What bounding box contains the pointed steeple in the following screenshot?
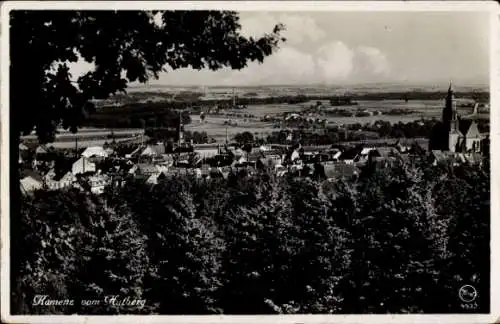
[446,80,455,105]
[443,80,457,126]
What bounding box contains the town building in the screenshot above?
[128,163,162,178]
[81,146,109,159]
[45,170,77,190]
[20,171,44,194]
[88,173,110,195]
[72,156,96,175]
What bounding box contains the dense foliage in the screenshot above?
[13,160,490,314]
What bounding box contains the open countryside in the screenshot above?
[22,92,489,148]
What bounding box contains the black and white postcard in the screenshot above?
[1,1,498,323]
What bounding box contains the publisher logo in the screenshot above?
[459,285,477,303]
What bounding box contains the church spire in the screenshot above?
[446,80,456,106]
[443,80,458,131]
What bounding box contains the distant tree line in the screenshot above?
[83,108,191,129]
[384,108,417,116]
[12,158,490,314]
[183,131,213,144]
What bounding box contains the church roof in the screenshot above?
[465,121,480,138]
[458,119,473,136]
[456,119,481,138]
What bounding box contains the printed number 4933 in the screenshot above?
[461,303,478,310]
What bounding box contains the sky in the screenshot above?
[68,11,490,87]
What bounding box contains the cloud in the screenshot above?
[239,13,326,45]
[221,47,316,85]
[314,43,391,83]
[353,46,390,77]
[316,41,355,81]
[225,41,390,85]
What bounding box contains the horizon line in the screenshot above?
[128,82,490,89]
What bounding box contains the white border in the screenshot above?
[0,1,498,11]
[1,2,499,324]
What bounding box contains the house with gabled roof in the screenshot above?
[140,146,160,157]
[128,163,160,178]
[45,170,77,190]
[35,145,50,155]
[21,176,43,194]
[57,171,77,189]
[20,171,44,194]
[81,146,109,159]
[339,147,362,165]
[72,157,96,175]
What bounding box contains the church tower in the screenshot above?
[443,81,458,130]
[444,82,461,152]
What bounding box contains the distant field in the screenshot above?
[21,128,144,148]
[237,99,476,119]
[21,128,144,141]
[186,117,275,142]
[22,138,136,149]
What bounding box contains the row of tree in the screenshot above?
[183,131,213,144]
[83,109,192,130]
[12,157,489,314]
